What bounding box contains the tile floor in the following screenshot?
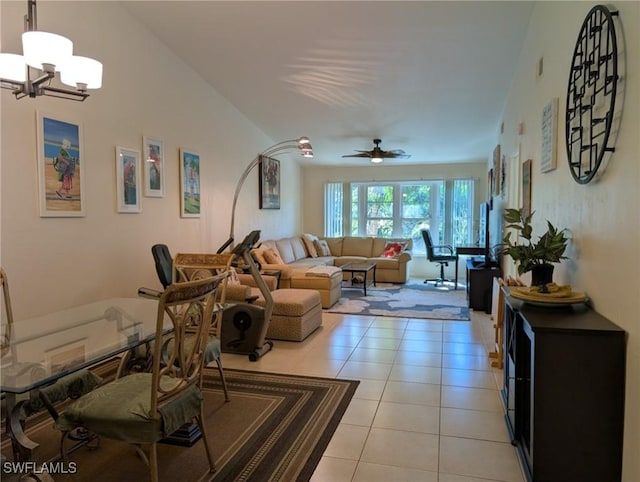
[221,283,525,482]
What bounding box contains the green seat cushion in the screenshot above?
[21,369,102,418]
[164,335,221,366]
[56,373,203,443]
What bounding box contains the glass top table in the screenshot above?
[1,297,165,394]
[1,297,167,462]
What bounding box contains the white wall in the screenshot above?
[0,1,302,319]
[499,2,639,479]
[301,161,488,280]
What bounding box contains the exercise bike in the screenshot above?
[218,230,274,361]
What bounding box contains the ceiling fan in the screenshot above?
[342,138,411,163]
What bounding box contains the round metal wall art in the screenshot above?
[565,5,620,184]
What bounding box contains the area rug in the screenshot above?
[1,368,359,482]
[327,281,470,320]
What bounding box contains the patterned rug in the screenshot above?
[1,368,359,482]
[327,281,470,320]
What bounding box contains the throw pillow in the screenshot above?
[302,233,319,258]
[251,248,268,267]
[313,239,332,257]
[382,241,406,258]
[263,248,285,264]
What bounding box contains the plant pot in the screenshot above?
[531,264,554,287]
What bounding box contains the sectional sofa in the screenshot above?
[250,235,413,307]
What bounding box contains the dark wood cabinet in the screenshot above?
[502,292,626,482]
[465,258,501,313]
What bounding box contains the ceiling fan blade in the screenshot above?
[342,153,373,158]
[342,139,411,160]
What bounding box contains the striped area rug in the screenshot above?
[1,368,359,482]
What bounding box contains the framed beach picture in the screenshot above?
[36,112,85,217]
[259,155,280,209]
[180,148,200,218]
[143,136,164,197]
[115,146,142,213]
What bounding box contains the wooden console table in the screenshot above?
[502,291,625,481]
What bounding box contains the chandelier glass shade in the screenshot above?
[0,0,102,101]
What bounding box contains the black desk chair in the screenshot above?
[421,229,458,289]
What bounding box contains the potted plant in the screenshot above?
[499,208,569,286]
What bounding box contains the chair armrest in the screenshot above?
[398,250,412,262]
[434,244,455,256]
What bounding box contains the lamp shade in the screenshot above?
[60,56,103,89]
[0,54,26,82]
[371,157,383,163]
[22,31,73,71]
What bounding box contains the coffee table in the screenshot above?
[340,262,377,296]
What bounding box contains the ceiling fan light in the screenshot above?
[0,53,26,81]
[371,157,383,164]
[22,31,73,71]
[60,56,103,90]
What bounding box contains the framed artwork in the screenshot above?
[259,155,280,209]
[180,148,200,218]
[541,98,558,173]
[522,159,532,218]
[36,112,85,217]
[143,136,164,197]
[115,146,142,213]
[492,144,501,195]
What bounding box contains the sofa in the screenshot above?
[251,235,413,303]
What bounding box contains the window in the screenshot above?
[324,182,343,237]
[325,179,474,254]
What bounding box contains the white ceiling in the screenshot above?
[121,1,534,167]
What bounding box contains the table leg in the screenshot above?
[363,271,368,296]
[455,257,459,290]
[4,393,39,462]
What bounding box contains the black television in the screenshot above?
[478,199,504,267]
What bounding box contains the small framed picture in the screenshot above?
[36,112,86,217]
[180,148,200,218]
[259,155,280,209]
[143,136,164,197]
[541,98,559,173]
[115,146,142,213]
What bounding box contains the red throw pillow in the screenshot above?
[383,242,404,258]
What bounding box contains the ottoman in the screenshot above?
[258,289,323,342]
[289,268,342,308]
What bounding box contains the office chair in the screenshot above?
[421,229,458,289]
[151,244,173,289]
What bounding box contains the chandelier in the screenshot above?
[0,0,102,101]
